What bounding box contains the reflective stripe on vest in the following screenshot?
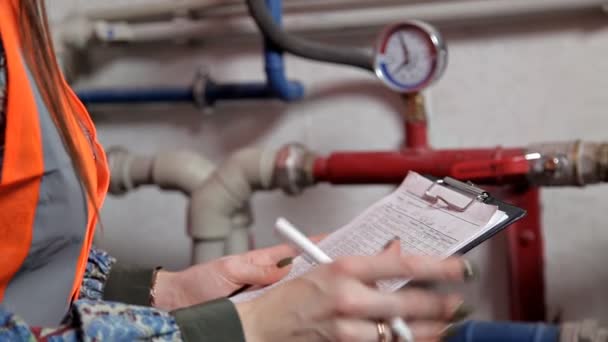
[0,1,109,326]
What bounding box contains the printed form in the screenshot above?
[232,172,508,303]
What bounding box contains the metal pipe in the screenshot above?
[78,0,304,107]
[313,148,527,185]
[80,0,228,21]
[76,81,284,107]
[80,0,606,23]
[246,0,374,71]
[277,0,608,31]
[405,122,429,150]
[77,87,194,105]
[84,0,608,45]
[80,0,437,22]
[313,142,608,187]
[77,79,302,107]
[503,187,546,322]
[525,141,608,186]
[204,81,274,106]
[403,93,429,150]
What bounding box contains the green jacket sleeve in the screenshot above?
[102,264,246,341]
[171,299,246,342]
[102,263,155,306]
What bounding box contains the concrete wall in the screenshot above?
[51,2,608,323]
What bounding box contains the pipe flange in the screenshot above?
[600,143,608,182]
[192,67,208,109]
[525,143,575,186]
[106,146,131,195]
[573,140,584,186]
[274,143,315,195]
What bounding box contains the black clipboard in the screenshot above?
[423,175,527,255]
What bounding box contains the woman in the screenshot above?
[0,1,474,341]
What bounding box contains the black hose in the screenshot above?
[246,0,374,72]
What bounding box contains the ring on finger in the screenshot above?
[376,321,389,342]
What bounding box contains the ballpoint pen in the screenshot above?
[275,217,415,342]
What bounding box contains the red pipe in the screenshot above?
[405,121,429,149]
[503,187,546,321]
[313,95,545,321]
[313,148,529,185]
[314,149,546,321]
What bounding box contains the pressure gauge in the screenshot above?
[374,21,447,93]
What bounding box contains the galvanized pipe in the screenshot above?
[525,141,608,186]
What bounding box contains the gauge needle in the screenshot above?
[399,33,410,64]
[392,61,408,75]
[392,33,410,74]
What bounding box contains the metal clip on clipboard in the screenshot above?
[422,177,490,212]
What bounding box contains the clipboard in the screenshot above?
[422,175,527,255]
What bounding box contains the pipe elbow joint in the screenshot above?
[266,66,304,101]
[188,147,277,241]
[274,79,304,102]
[188,181,238,240]
[152,151,215,194]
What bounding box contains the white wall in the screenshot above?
[52,2,608,324]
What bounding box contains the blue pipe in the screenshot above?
[77,87,194,104]
[76,0,303,106]
[204,81,274,105]
[447,321,559,342]
[205,0,304,105]
[263,0,304,101]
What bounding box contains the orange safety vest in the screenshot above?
[0,0,109,324]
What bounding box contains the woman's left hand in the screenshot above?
[152,239,321,311]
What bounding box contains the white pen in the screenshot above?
[275,217,415,342]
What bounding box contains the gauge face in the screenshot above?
[374,21,447,93]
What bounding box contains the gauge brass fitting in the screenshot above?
[403,92,427,122]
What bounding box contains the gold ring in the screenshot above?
[376,321,389,342]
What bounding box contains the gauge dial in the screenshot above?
[374,21,447,93]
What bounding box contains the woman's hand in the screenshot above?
[236,241,473,342]
[153,239,321,311]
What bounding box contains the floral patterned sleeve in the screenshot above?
[0,248,183,341]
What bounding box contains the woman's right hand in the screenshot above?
[235,240,473,342]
